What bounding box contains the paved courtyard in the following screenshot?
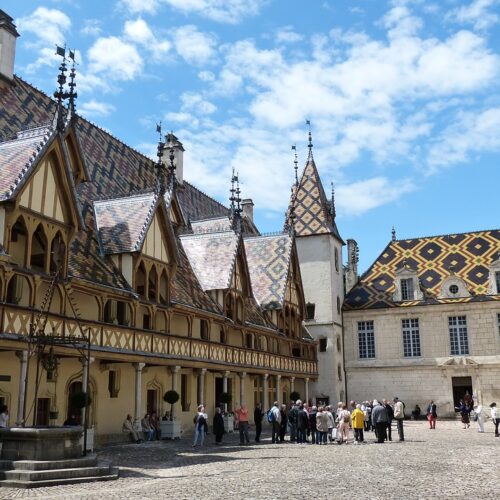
[1,420,499,499]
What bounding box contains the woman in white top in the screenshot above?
[0,404,9,428]
[490,402,499,437]
[474,403,485,433]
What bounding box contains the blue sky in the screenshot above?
[3,0,500,272]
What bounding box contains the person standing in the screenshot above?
[456,400,471,429]
[279,404,288,442]
[474,403,485,433]
[254,403,264,443]
[315,406,329,445]
[193,405,207,447]
[234,404,250,445]
[325,406,335,443]
[338,404,351,444]
[426,400,437,429]
[0,405,9,429]
[213,407,225,445]
[351,404,365,444]
[296,404,308,444]
[490,403,499,437]
[270,401,282,444]
[308,406,317,444]
[393,397,405,441]
[371,400,388,443]
[383,399,394,441]
[287,402,298,443]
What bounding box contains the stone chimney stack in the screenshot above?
[164,132,184,185]
[0,10,19,84]
[346,238,359,293]
[241,199,254,222]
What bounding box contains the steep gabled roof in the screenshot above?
[244,233,293,310]
[344,229,500,310]
[176,181,229,223]
[190,215,260,236]
[287,155,343,242]
[180,231,239,291]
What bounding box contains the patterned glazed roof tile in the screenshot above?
[176,181,229,223]
[287,155,343,241]
[94,192,157,254]
[180,231,239,291]
[244,234,293,310]
[191,217,232,234]
[345,230,500,310]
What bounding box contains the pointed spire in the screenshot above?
[154,122,166,195]
[291,144,298,185]
[306,119,313,160]
[167,130,177,189]
[67,49,77,118]
[229,169,242,232]
[330,181,336,219]
[287,185,296,236]
[392,226,396,242]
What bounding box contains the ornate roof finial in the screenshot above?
[229,167,236,215]
[229,169,242,232]
[167,130,176,188]
[330,181,336,219]
[287,185,297,236]
[154,122,166,195]
[306,119,313,159]
[67,49,77,118]
[291,144,298,185]
[53,45,70,132]
[392,226,396,242]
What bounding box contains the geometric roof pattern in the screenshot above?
[190,215,260,237]
[244,234,293,310]
[94,192,157,254]
[287,154,343,242]
[344,230,500,310]
[179,231,239,291]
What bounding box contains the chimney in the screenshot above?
[164,132,184,185]
[0,10,19,84]
[346,238,359,293]
[241,198,254,222]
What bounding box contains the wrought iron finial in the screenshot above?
[53,45,70,132]
[392,226,396,242]
[67,49,77,117]
[229,169,242,232]
[154,122,166,195]
[229,167,236,215]
[287,185,297,236]
[306,119,313,159]
[167,130,176,188]
[330,181,336,219]
[291,144,298,185]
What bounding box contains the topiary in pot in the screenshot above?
[70,391,92,410]
[163,390,180,420]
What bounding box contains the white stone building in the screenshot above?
[343,230,500,416]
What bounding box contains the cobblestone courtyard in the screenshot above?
[1,420,499,499]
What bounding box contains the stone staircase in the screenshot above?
[0,454,119,488]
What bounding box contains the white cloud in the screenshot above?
[173,25,216,65]
[181,92,217,114]
[275,26,303,44]
[165,111,198,126]
[447,0,500,30]
[198,71,215,82]
[81,19,102,37]
[336,177,416,216]
[123,18,171,60]
[17,7,71,45]
[79,100,116,117]
[88,36,143,80]
[121,0,266,23]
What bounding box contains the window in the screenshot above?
[181,374,189,412]
[449,316,469,355]
[30,224,48,272]
[319,338,327,352]
[305,303,315,320]
[108,371,119,398]
[104,300,131,326]
[245,333,253,349]
[358,321,375,359]
[334,247,339,272]
[402,318,421,357]
[336,336,342,352]
[337,364,342,381]
[496,271,500,294]
[200,320,209,340]
[449,284,459,295]
[219,327,226,344]
[337,296,341,315]
[292,346,301,357]
[400,278,414,301]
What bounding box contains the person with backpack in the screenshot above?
[193,404,207,447]
[269,401,282,444]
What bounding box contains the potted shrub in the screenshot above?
[161,390,181,439]
[220,392,234,433]
[290,391,301,402]
[70,391,92,410]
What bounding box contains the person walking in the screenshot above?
[296,404,308,444]
[254,403,264,443]
[371,400,388,443]
[351,404,365,444]
[456,400,471,429]
[474,402,485,433]
[234,404,250,445]
[490,403,499,437]
[393,397,405,441]
[270,401,282,444]
[338,404,351,444]
[426,400,437,429]
[193,405,207,447]
[213,407,225,445]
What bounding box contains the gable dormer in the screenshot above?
[488,256,500,295]
[392,264,423,302]
[439,274,471,299]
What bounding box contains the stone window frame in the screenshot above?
[401,318,421,357]
[448,315,469,356]
[357,320,375,359]
[438,275,470,299]
[392,267,423,302]
[488,258,500,294]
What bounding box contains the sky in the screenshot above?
[3,0,500,273]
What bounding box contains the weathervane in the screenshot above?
[392,226,396,242]
[291,144,298,185]
[306,119,313,158]
[67,49,77,117]
[53,45,70,132]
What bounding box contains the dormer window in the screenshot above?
[439,276,470,299]
[496,271,500,294]
[400,278,414,301]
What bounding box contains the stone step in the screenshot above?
[0,468,119,489]
[0,454,98,471]
[0,464,113,482]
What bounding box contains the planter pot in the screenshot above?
[160,420,181,439]
[223,415,234,433]
[79,427,94,452]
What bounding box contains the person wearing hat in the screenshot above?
[393,397,405,441]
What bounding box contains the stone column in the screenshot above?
[239,372,246,405]
[133,363,146,430]
[222,370,230,412]
[81,356,95,427]
[170,366,180,419]
[305,378,310,405]
[290,376,295,394]
[15,350,28,425]
[275,375,281,403]
[199,368,207,406]
[263,374,269,409]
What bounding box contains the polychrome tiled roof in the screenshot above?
[344,230,500,310]
[190,215,260,236]
[244,234,293,310]
[287,154,342,241]
[180,231,239,291]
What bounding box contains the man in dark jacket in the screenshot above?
[287,402,298,443]
[308,406,317,444]
[254,403,264,443]
[383,399,394,441]
[296,404,308,443]
[371,400,388,443]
